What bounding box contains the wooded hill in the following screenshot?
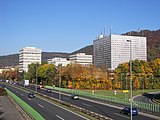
[0,52,69,67]
[0,29,160,67]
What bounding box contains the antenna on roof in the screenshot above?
[137,28,140,36]
[142,30,144,36]
[104,28,105,35]
[110,26,112,36]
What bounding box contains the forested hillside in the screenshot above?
[0,54,19,67]
[0,52,69,67]
[0,29,160,67]
[70,45,93,55]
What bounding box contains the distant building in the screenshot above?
[19,47,42,72]
[69,53,92,66]
[47,57,70,66]
[93,34,147,70]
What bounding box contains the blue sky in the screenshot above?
[0,0,160,55]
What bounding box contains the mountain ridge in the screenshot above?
[0,29,160,67]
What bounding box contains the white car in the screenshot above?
[71,94,79,100]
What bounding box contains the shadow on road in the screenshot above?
[142,92,160,100]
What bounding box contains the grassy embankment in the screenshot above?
[81,89,160,100]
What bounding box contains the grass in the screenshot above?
[81,89,160,101]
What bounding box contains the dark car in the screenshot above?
[71,94,79,100]
[46,89,51,93]
[120,107,138,116]
[28,93,35,98]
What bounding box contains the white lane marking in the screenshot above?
[38,104,44,108]
[37,97,90,120]
[28,98,31,101]
[114,113,130,119]
[56,115,64,120]
[63,97,69,100]
[82,103,91,107]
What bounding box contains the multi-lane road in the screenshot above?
[2,84,90,120]
[1,82,159,120]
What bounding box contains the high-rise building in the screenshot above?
[19,47,42,72]
[69,53,92,66]
[93,34,147,70]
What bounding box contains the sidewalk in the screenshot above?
[0,96,23,120]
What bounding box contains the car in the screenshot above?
[120,107,138,116]
[46,89,51,93]
[28,93,35,98]
[71,94,79,100]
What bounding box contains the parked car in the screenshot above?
[28,93,35,98]
[71,94,79,100]
[120,107,138,116]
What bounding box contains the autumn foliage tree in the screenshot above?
[115,59,160,90]
[60,64,112,90]
[21,58,160,90]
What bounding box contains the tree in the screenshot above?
[25,63,40,83]
[151,58,160,77]
[37,64,56,85]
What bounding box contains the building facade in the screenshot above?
[69,53,92,66]
[19,47,42,72]
[48,57,70,67]
[93,34,147,70]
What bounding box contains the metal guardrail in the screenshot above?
[45,86,160,115]
[5,88,45,120]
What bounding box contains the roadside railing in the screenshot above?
[45,86,160,115]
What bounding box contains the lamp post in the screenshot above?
[56,66,61,101]
[127,40,132,120]
[36,66,37,92]
[59,68,61,101]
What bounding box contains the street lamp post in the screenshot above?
[36,66,37,92]
[56,66,62,101]
[127,40,132,120]
[59,70,61,101]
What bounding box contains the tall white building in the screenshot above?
[93,34,147,70]
[19,47,42,72]
[48,57,70,67]
[69,53,92,66]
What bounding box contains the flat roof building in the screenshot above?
[69,53,92,66]
[93,34,147,70]
[48,57,70,67]
[19,47,42,72]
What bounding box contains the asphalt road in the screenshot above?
[3,84,89,120]
[26,85,157,120]
[134,92,160,104]
[134,95,152,103]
